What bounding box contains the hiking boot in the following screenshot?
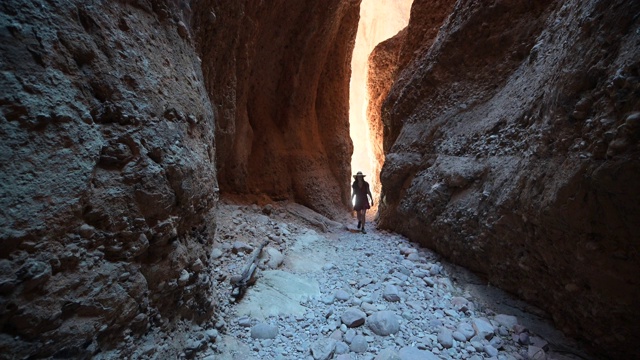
[362,229,367,234]
[357,221,361,229]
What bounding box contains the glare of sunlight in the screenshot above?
[349,0,412,206]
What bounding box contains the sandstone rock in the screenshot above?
[374,1,640,358]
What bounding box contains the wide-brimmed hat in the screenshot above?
[353,171,366,179]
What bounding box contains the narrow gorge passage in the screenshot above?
[1,0,638,359]
[104,199,587,360]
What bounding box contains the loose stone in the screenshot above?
[341,308,366,328]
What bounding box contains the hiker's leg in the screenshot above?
[361,210,367,233]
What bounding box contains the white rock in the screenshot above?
[367,311,400,336]
[472,318,495,340]
[375,348,401,360]
[178,269,190,285]
[383,284,401,302]
[335,289,351,301]
[335,341,350,354]
[398,346,439,360]
[210,248,224,259]
[528,345,546,360]
[494,314,518,330]
[484,344,499,357]
[250,323,278,339]
[310,338,337,360]
[457,323,475,340]
[264,247,285,269]
[452,330,467,342]
[437,328,454,348]
[341,308,366,328]
[350,334,368,353]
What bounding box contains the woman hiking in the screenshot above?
[351,171,373,234]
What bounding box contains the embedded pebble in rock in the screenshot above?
[250,323,278,339]
[201,203,585,360]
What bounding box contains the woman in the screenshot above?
[351,171,373,234]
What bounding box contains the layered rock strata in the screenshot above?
[376,0,640,358]
[192,0,359,218]
[1,0,217,357]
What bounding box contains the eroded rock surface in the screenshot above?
[376,0,640,358]
[192,0,359,218]
[0,1,217,357]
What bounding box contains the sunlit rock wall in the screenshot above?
[0,0,217,357]
[193,0,360,218]
[377,0,640,357]
[350,0,412,201]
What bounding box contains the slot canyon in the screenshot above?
[0,0,638,359]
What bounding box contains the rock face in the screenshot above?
[375,0,640,358]
[192,0,359,217]
[367,29,406,200]
[0,0,217,357]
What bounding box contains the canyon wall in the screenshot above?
[376,0,640,358]
[193,0,359,218]
[0,0,218,357]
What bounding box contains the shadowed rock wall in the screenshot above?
[376,0,640,358]
[0,0,217,357]
[192,0,359,218]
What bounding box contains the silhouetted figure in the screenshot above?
[351,171,373,234]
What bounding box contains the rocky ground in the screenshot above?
[99,198,592,360]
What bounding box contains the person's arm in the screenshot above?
[367,186,373,205]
